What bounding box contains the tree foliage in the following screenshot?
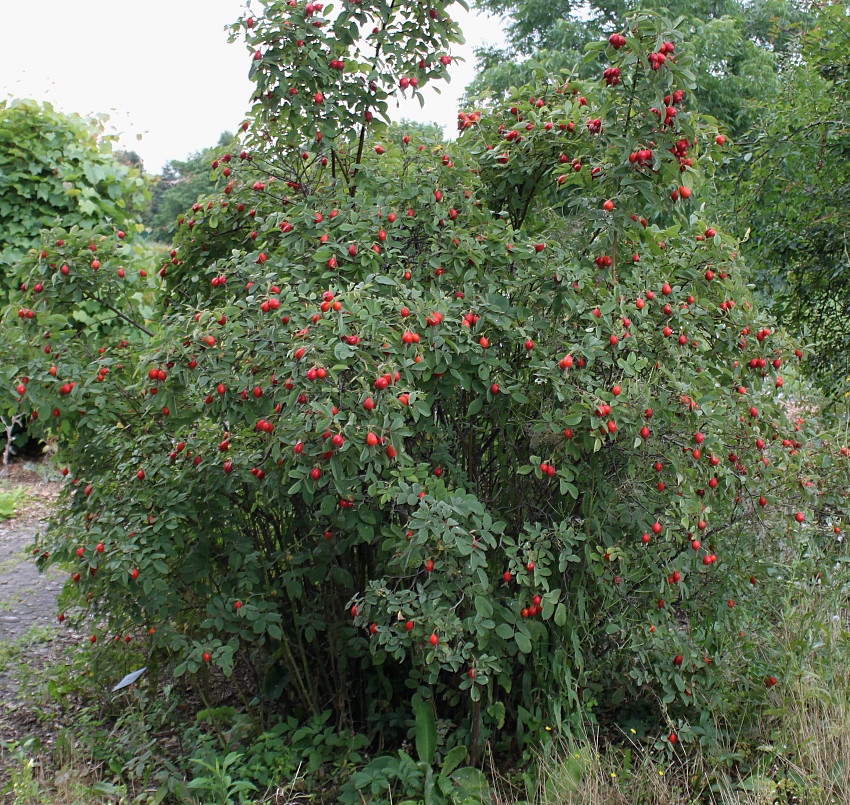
[3,2,849,764]
[0,100,147,266]
[467,0,806,136]
[143,133,234,241]
[469,0,850,392]
[720,2,850,391]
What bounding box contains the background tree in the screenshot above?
[0,100,148,268]
[115,149,145,171]
[143,132,234,241]
[467,0,807,136]
[718,1,850,391]
[388,118,445,140]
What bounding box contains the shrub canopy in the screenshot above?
[4,2,848,758]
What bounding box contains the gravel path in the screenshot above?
[0,521,64,644]
[0,464,67,755]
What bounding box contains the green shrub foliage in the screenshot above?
[0,99,147,263]
[4,3,848,753]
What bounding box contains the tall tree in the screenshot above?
[720,1,850,391]
[143,132,234,241]
[467,0,807,136]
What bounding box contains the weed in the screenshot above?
[0,485,27,520]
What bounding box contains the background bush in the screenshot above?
[0,99,147,268]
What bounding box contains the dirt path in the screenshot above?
[0,520,63,644]
[0,463,67,752]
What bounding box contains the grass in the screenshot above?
[770,601,850,803]
[0,625,54,675]
[510,594,850,805]
[0,485,27,521]
[507,736,784,805]
[2,736,129,805]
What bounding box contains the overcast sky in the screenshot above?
[0,0,507,174]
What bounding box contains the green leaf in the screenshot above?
[439,745,468,778]
[495,623,514,640]
[449,767,488,796]
[554,603,567,627]
[414,696,437,765]
[474,595,493,618]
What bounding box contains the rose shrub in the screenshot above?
[4,2,849,760]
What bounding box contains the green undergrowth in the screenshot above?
[0,484,27,521]
[1,577,847,805]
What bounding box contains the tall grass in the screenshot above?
[771,594,850,804]
[511,591,850,805]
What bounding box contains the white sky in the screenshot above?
[0,0,506,174]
